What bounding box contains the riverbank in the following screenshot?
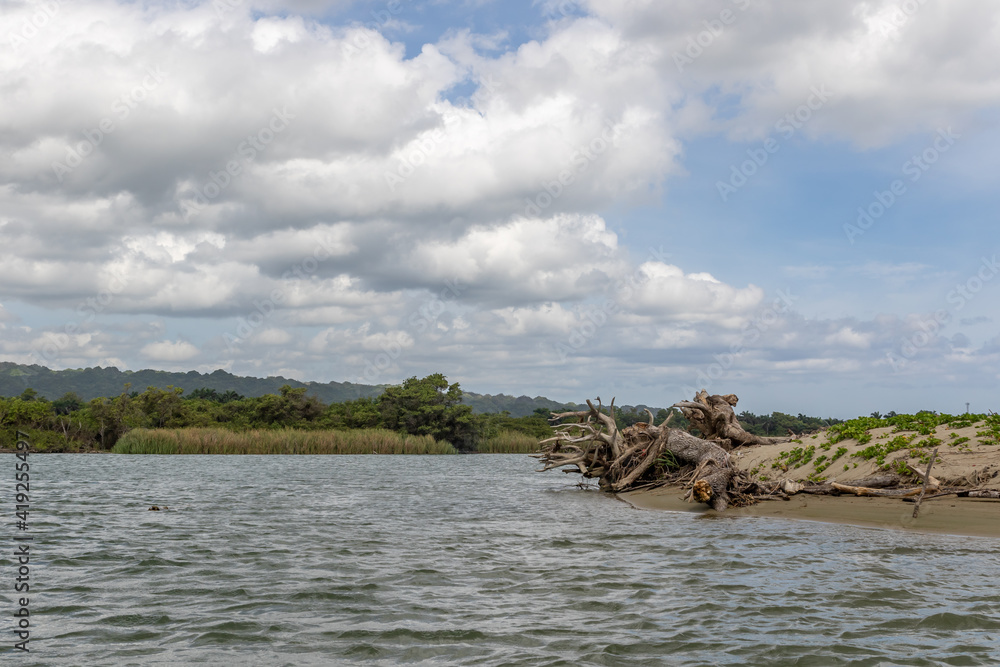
[621,485,1000,538]
[623,415,1000,537]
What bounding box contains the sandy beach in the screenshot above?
[623,417,1000,538]
[622,486,1000,538]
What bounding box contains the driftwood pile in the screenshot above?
[535,391,1000,513]
[534,391,794,511]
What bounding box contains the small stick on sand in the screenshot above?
[911,448,939,519]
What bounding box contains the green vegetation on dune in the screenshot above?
[771,410,997,478]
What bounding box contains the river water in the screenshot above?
[3,454,1000,665]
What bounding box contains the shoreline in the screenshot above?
[621,485,1000,538]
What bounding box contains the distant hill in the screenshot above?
[0,362,588,417]
[459,392,586,416]
[0,362,379,404]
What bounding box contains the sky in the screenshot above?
[1,0,998,418]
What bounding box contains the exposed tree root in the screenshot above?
[672,390,795,448]
[535,391,996,514]
[536,393,771,511]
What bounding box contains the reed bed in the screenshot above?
[476,430,542,454]
[112,428,457,455]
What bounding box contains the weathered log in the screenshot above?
[911,447,940,518]
[848,473,903,489]
[901,488,967,502]
[830,482,935,497]
[666,429,734,511]
[908,465,941,489]
[957,489,1000,499]
[799,483,836,495]
[781,480,804,495]
[673,390,792,447]
[539,397,736,510]
[611,439,665,492]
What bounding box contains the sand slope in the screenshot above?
[733,420,1000,489]
[623,418,1000,537]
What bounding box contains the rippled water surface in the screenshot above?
[4,454,1000,665]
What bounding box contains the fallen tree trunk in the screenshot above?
[536,398,738,510]
[831,482,937,497]
[958,489,1000,499]
[673,390,794,448]
[663,429,733,511]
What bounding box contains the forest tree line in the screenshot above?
[2,371,842,452]
[1,374,551,452]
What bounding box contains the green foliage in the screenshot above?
[827,417,884,444]
[11,372,991,457]
[19,388,40,401]
[0,362,380,405]
[188,388,245,403]
[884,411,950,435]
[772,445,816,471]
[737,411,840,437]
[655,449,681,470]
[325,397,382,430]
[52,392,84,415]
[457,410,553,452]
[890,459,915,477]
[948,435,971,452]
[813,447,849,475]
[377,374,475,449]
[976,414,1000,445]
[475,430,541,453]
[854,433,917,467]
[0,373,555,453]
[240,385,325,429]
[946,413,986,430]
[0,362,593,417]
[85,385,146,447]
[0,396,52,428]
[113,428,455,454]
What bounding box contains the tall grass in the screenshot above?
[476,429,541,453]
[112,428,457,455]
